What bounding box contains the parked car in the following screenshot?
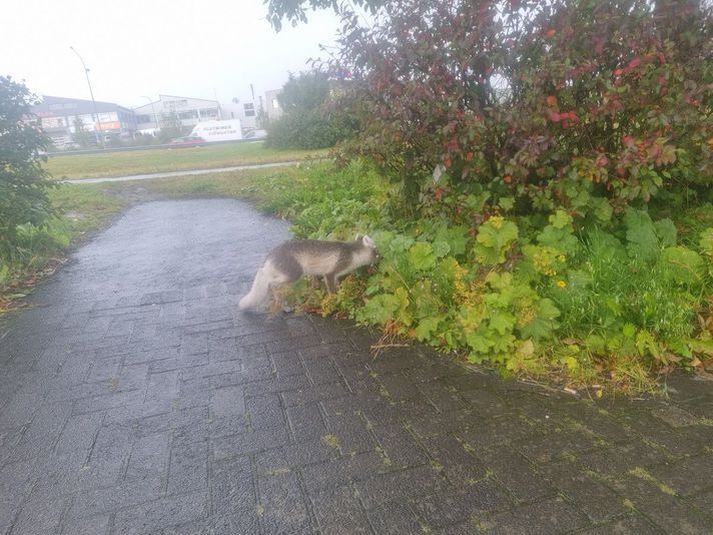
[244,129,268,141]
[169,136,206,147]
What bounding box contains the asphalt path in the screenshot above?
[0,199,711,534]
[61,160,299,184]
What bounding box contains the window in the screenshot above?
[243,103,255,117]
[136,114,152,123]
[272,98,279,109]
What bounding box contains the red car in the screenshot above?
[169,136,206,147]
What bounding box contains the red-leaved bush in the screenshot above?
[328,0,712,217]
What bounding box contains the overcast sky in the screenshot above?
[0,0,341,109]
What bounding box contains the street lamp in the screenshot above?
[141,95,160,133]
[69,46,104,148]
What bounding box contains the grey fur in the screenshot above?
[239,236,378,310]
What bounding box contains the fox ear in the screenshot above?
[354,233,363,241]
[362,235,376,248]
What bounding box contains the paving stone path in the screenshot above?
[0,199,712,535]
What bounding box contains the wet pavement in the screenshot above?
[0,198,712,535]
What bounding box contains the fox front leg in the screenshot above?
[324,273,337,293]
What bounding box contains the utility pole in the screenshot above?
[70,46,104,148]
[141,96,160,133]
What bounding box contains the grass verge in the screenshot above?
[0,183,126,313]
[44,142,329,180]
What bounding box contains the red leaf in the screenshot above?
[566,112,580,123]
[628,58,641,69]
[546,95,557,107]
[594,37,606,55]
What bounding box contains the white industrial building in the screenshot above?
[133,94,221,134]
[264,89,284,122]
[133,92,275,135]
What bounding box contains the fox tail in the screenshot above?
[238,261,285,310]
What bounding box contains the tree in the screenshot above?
[72,115,92,148]
[158,111,184,143]
[0,76,53,256]
[278,71,331,112]
[266,71,358,149]
[265,0,383,30]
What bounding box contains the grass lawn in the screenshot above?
[43,141,330,180]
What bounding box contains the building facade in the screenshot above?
[133,95,221,134]
[33,95,136,148]
[264,89,283,122]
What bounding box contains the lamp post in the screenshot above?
[141,96,160,133]
[69,46,104,148]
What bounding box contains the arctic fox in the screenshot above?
[238,235,378,310]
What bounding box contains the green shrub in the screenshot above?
[320,0,712,214]
[0,76,54,258]
[266,108,351,150]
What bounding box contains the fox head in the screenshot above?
[356,234,379,265]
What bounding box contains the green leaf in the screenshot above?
[358,292,403,325]
[699,228,713,258]
[636,330,661,360]
[658,246,704,285]
[624,208,659,262]
[434,225,469,257]
[654,219,677,247]
[498,196,515,211]
[590,197,613,223]
[549,210,573,229]
[490,311,516,335]
[389,234,415,255]
[408,242,437,271]
[622,323,636,338]
[466,331,493,353]
[537,211,579,255]
[475,218,518,265]
[431,240,450,258]
[414,316,441,342]
[517,298,560,340]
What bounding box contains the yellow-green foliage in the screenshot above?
[249,162,713,390]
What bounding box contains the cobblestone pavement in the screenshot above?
[1,199,712,535]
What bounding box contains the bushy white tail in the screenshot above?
[238,262,286,310]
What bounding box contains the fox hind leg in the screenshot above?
[239,261,289,310]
